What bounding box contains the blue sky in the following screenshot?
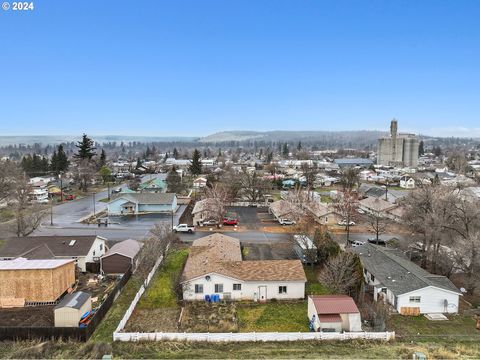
[1,0,479,137]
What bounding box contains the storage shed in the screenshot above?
[307,295,362,332]
[100,239,143,274]
[54,291,92,327]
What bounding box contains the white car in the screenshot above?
[356,209,365,214]
[201,219,218,226]
[173,224,195,233]
[351,240,365,247]
[279,219,296,225]
[337,220,356,226]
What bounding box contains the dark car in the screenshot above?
[367,238,387,246]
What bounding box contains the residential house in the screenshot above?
[0,235,106,272]
[0,258,75,303]
[107,193,177,215]
[138,178,167,193]
[358,197,397,217]
[334,158,373,169]
[100,239,143,274]
[352,243,461,314]
[269,200,300,222]
[399,176,415,189]
[182,234,306,301]
[193,177,208,189]
[192,199,218,226]
[307,295,362,332]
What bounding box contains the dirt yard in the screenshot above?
[124,308,181,332]
[0,305,54,326]
[180,302,238,332]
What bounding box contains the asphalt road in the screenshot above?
[177,230,291,244]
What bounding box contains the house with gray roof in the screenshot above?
[352,243,461,315]
[107,193,177,215]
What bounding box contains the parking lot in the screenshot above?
[242,242,296,261]
[225,206,279,230]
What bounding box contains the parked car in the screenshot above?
[351,240,366,247]
[223,218,239,226]
[201,219,218,227]
[356,209,365,214]
[111,188,122,194]
[279,218,296,225]
[368,238,387,246]
[337,220,356,226]
[65,194,75,201]
[173,224,195,233]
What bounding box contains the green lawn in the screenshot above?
[137,249,189,309]
[388,313,480,341]
[304,266,331,295]
[237,301,308,332]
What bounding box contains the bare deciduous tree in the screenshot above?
[239,169,270,203]
[73,159,97,192]
[202,183,232,225]
[136,223,178,285]
[333,189,359,245]
[366,210,387,244]
[12,176,48,237]
[319,251,363,300]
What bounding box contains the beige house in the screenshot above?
[54,291,92,327]
[0,258,75,304]
[182,234,306,301]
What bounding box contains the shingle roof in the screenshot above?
[182,233,306,283]
[0,236,102,258]
[110,193,175,205]
[310,295,360,314]
[55,291,91,310]
[359,197,397,213]
[352,243,461,295]
[269,200,300,218]
[102,239,142,260]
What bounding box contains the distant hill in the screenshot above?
[200,130,388,144]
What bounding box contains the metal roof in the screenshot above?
[55,291,91,310]
[309,295,360,314]
[0,257,74,270]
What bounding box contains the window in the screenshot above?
[195,284,203,294]
[100,244,103,251]
[409,296,421,303]
[370,274,375,282]
[233,283,242,291]
[364,268,367,275]
[279,286,287,294]
[214,284,224,293]
[93,250,95,256]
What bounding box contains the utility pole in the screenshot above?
[171,209,174,231]
[93,192,96,218]
[60,173,63,202]
[50,197,53,226]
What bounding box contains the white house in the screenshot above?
[399,176,415,189]
[182,234,306,301]
[307,295,362,332]
[107,193,177,215]
[193,177,208,189]
[0,235,106,273]
[352,244,461,315]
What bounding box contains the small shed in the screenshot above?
[308,295,362,332]
[54,291,92,327]
[100,239,143,274]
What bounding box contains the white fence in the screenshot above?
[114,253,165,333]
[113,331,395,342]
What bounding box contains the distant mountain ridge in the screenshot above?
[199,130,388,143]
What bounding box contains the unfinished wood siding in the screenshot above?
[0,262,75,302]
[101,254,132,274]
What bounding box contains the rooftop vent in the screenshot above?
[69,240,76,246]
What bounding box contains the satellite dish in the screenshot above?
[460,287,467,293]
[205,275,211,281]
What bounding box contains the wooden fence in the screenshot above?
[0,268,132,341]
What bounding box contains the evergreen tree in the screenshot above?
[282,143,289,157]
[136,157,142,169]
[56,144,69,173]
[297,141,302,151]
[418,140,425,156]
[166,166,185,193]
[173,148,179,159]
[99,149,107,167]
[189,149,202,175]
[74,134,96,160]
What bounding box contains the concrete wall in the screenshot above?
[183,273,305,301]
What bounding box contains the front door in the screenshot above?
[258,286,267,302]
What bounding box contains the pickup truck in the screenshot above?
[173,224,195,233]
